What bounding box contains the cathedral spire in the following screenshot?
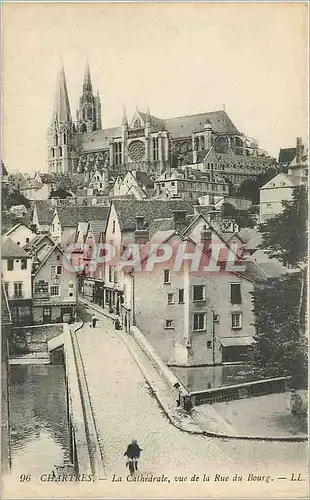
[122,106,128,127]
[52,63,72,124]
[83,60,93,92]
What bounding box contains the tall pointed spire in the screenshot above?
[122,106,128,127]
[83,60,92,92]
[53,63,72,124]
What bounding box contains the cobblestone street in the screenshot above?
[76,305,308,485]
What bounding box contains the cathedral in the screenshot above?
[47,63,268,180]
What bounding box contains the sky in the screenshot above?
[2,2,308,174]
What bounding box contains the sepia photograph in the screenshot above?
[1,2,308,498]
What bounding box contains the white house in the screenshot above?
[4,223,37,248]
[259,172,304,222]
[110,171,154,200]
[2,238,33,325]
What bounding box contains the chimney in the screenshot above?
[135,216,149,245]
[296,137,303,165]
[172,210,187,232]
[201,224,212,249]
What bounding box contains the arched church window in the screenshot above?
[63,133,67,145]
[87,107,92,120]
[195,136,199,151]
[50,148,55,158]
[59,146,62,157]
[55,135,58,147]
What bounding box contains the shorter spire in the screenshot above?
[122,106,128,127]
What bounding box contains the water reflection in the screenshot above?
[9,364,70,475]
[171,364,257,392]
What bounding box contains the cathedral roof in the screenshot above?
[163,110,240,138]
[80,128,122,152]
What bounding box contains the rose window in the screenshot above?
[128,140,145,161]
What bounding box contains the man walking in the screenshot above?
[124,439,142,475]
[91,314,98,328]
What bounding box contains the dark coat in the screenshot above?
[124,443,142,459]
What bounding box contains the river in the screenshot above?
[9,364,71,476]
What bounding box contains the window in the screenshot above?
[4,282,9,297]
[26,238,30,243]
[230,283,242,304]
[50,286,60,296]
[56,265,62,275]
[171,181,175,187]
[113,142,122,166]
[112,220,116,233]
[231,312,242,329]
[193,285,205,301]
[13,282,23,298]
[57,255,61,261]
[207,340,212,349]
[34,280,49,293]
[153,137,159,161]
[7,259,14,271]
[167,293,175,305]
[178,289,184,304]
[193,313,206,331]
[51,265,56,278]
[68,282,74,289]
[21,258,27,270]
[114,270,118,283]
[165,319,174,329]
[163,269,170,284]
[17,241,20,246]
[19,306,30,318]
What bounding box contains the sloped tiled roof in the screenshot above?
[2,237,31,259]
[112,199,196,231]
[79,128,122,152]
[163,110,240,138]
[56,206,109,227]
[34,201,55,225]
[135,171,154,189]
[278,147,296,164]
[238,227,262,250]
[87,219,108,242]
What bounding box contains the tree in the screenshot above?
[258,185,307,268]
[247,273,308,388]
[221,203,256,228]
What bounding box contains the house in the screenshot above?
[2,238,33,325]
[19,173,56,201]
[32,244,77,324]
[88,167,109,194]
[50,205,109,245]
[128,228,258,366]
[154,167,229,201]
[259,172,305,222]
[103,199,196,313]
[110,171,154,200]
[83,219,108,280]
[32,201,55,233]
[4,223,37,248]
[9,205,28,218]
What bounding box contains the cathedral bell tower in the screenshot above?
[47,63,73,175]
[77,61,102,133]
